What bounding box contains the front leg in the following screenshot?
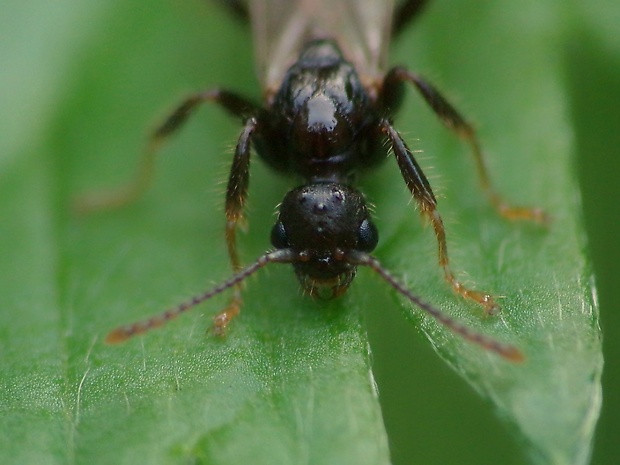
[212,117,258,334]
[380,119,499,315]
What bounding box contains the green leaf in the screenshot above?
[367,2,604,464]
[566,2,620,465]
[0,1,603,465]
[1,2,389,464]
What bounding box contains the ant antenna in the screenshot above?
[106,247,523,363]
[346,251,525,362]
[105,249,295,344]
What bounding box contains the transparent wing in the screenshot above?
[249,0,395,92]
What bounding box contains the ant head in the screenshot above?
[271,182,378,297]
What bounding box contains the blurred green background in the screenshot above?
[1,0,617,464]
[562,12,619,465]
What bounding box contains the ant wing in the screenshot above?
[249,0,394,94]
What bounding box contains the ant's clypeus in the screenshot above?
[77,0,547,362]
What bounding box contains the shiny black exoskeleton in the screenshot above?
[272,182,378,298]
[257,40,382,296]
[102,0,543,361]
[256,41,380,181]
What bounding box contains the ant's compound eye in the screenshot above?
[270,221,289,249]
[357,219,378,252]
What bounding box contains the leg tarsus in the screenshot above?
[212,289,242,336]
[425,205,499,315]
[73,144,157,214]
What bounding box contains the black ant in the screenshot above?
[77,0,546,362]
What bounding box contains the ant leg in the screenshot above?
[74,89,260,214]
[381,67,548,224]
[212,117,258,335]
[380,119,499,314]
[392,0,430,38]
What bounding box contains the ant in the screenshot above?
[77,0,546,362]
